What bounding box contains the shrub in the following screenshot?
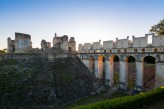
[72,87,164,109]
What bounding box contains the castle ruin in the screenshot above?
[7,32,76,53]
[4,32,164,91]
[51,33,76,52]
[7,32,32,53]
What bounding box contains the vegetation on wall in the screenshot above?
[0,58,44,103]
[0,57,97,108]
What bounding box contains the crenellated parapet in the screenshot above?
[78,33,164,53]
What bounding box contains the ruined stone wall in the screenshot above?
[78,44,83,50]
[41,40,48,50]
[52,35,68,51]
[103,40,113,49]
[62,35,68,51]
[47,42,51,48]
[152,35,164,46]
[53,37,62,47]
[7,33,32,53]
[84,43,92,50]
[93,41,101,49]
[116,37,129,48]
[15,33,31,49]
[133,36,148,47]
[78,34,164,51]
[68,37,76,52]
[7,37,15,53]
[68,43,76,52]
[117,39,129,48]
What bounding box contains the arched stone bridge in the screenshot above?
[78,52,164,91]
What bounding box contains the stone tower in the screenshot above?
[68,37,76,52]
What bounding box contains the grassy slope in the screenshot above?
[56,90,128,109]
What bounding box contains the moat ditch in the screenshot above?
[0,57,99,108]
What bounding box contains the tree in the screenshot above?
[149,19,164,36]
[0,49,7,53]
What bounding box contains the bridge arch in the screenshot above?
[110,55,120,86]
[88,55,95,73]
[144,56,156,64]
[126,56,136,63]
[143,56,156,90]
[79,52,164,90]
[111,55,120,62]
[97,55,105,83]
[126,56,136,90]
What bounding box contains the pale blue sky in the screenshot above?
[0,0,163,50]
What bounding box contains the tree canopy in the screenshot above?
[0,49,7,53]
[149,19,164,36]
